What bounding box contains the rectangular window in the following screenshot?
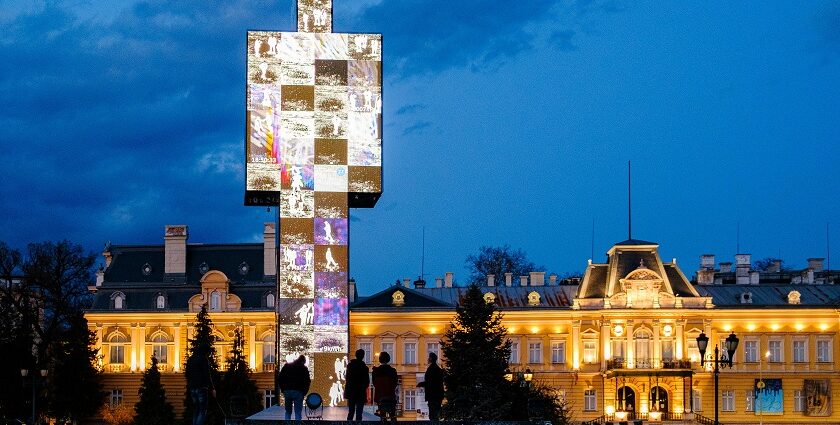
[744,340,758,363]
[794,389,805,412]
[693,389,702,412]
[611,339,625,360]
[263,342,276,366]
[550,341,566,364]
[686,339,699,362]
[110,389,123,407]
[404,342,417,365]
[359,342,372,364]
[264,389,276,408]
[583,341,597,364]
[528,342,542,364]
[427,342,440,359]
[745,390,754,412]
[661,340,674,362]
[817,339,832,363]
[109,345,124,364]
[381,342,395,363]
[792,340,807,363]
[153,344,168,364]
[584,390,597,411]
[509,341,520,364]
[404,389,417,411]
[768,340,782,363]
[722,390,734,412]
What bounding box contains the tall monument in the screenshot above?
[244,0,382,404]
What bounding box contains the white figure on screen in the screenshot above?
[349,93,357,110]
[267,35,278,56]
[331,115,341,136]
[254,39,262,58]
[363,89,372,110]
[291,167,304,191]
[355,35,368,52]
[259,62,269,81]
[329,381,343,407]
[302,12,309,31]
[335,356,347,380]
[370,38,380,55]
[305,249,314,269]
[325,247,339,270]
[296,302,313,326]
[323,221,336,245]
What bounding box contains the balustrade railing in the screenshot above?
[606,357,692,370]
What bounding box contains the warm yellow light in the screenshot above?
[361,328,369,336]
[428,327,438,334]
[509,327,517,333]
[640,402,649,414]
[530,327,540,334]
[554,327,562,334]
[770,324,780,331]
[649,410,662,421]
[765,350,771,359]
[605,405,616,415]
[250,351,256,370]
[615,411,629,420]
[820,323,829,331]
[663,324,673,336]
[614,324,624,336]
[747,324,756,331]
[723,324,733,332]
[673,406,684,414]
[795,323,805,331]
[130,350,137,372]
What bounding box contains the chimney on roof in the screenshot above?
[403,278,411,287]
[549,274,557,286]
[735,254,751,285]
[720,262,733,273]
[530,272,545,286]
[444,272,454,288]
[766,259,782,273]
[348,278,357,303]
[414,277,426,289]
[505,273,513,286]
[487,274,495,287]
[435,277,443,288]
[263,222,276,279]
[701,254,715,269]
[808,258,825,272]
[519,275,528,286]
[164,225,188,278]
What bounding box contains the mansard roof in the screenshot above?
[350,283,577,311]
[696,284,840,308]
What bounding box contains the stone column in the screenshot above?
[173,323,182,372]
[139,323,147,370]
[675,320,685,360]
[572,321,581,369]
[248,322,257,370]
[653,320,661,367]
[626,320,635,368]
[601,321,611,370]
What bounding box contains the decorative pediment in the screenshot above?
[401,331,421,339]
[619,264,663,309]
[380,331,398,339]
[391,290,405,306]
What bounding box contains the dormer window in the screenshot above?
[199,262,210,275]
[210,291,221,311]
[156,294,165,309]
[112,292,126,310]
[266,293,275,308]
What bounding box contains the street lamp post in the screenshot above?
[696,332,739,425]
[21,368,48,425]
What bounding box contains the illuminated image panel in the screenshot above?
[315,272,348,298]
[313,218,347,246]
[314,297,348,326]
[279,271,314,299]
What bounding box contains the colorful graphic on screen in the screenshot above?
[245,0,383,406]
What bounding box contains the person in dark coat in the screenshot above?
[417,352,445,421]
[185,346,216,425]
[344,349,370,421]
[371,352,398,423]
[277,355,311,420]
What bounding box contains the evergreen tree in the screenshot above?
[218,327,263,418]
[440,284,513,420]
[135,355,175,425]
[182,304,222,425]
[48,312,105,423]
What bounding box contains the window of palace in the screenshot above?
[722,390,735,412]
[266,292,275,308]
[381,340,395,363]
[686,337,699,362]
[404,341,417,365]
[634,330,652,365]
[794,389,805,412]
[583,389,597,411]
[108,333,128,364]
[660,339,674,362]
[792,338,808,363]
[693,389,702,411]
[152,333,169,364]
[528,340,542,364]
[210,291,221,311]
[509,340,520,364]
[263,334,276,370]
[110,389,123,407]
[745,390,754,412]
[112,292,126,310]
[155,294,165,309]
[768,339,783,363]
[550,340,566,364]
[263,389,276,408]
[816,338,832,363]
[583,340,597,364]
[743,339,758,363]
[426,340,440,362]
[359,341,372,364]
[611,339,626,361]
[404,389,417,411]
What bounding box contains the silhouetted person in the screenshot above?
[345,349,370,421]
[372,352,398,423]
[278,355,311,420]
[186,346,216,425]
[418,352,444,421]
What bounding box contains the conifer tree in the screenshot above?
[440,283,513,420]
[48,312,105,422]
[134,355,175,425]
[182,304,222,425]
[219,327,263,418]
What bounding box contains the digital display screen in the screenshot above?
[246,0,383,405]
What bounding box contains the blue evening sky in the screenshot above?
[1,1,838,295]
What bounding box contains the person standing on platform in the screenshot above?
[418,352,445,421]
[277,355,311,420]
[372,352,398,423]
[185,346,216,425]
[344,349,370,421]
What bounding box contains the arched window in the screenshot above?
[210,291,221,311]
[109,333,127,364]
[266,293,275,308]
[112,292,125,310]
[263,334,276,369]
[634,330,652,367]
[152,333,168,364]
[156,295,165,309]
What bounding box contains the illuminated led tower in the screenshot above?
[244,0,382,404]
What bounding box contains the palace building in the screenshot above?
[87,224,839,423]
